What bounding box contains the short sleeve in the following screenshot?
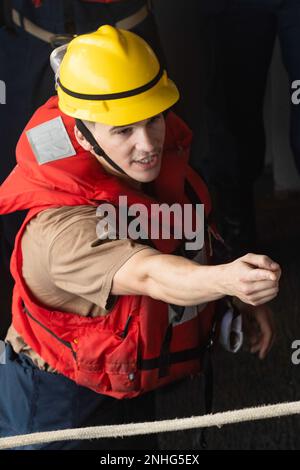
[48,214,150,309]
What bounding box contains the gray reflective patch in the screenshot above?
[168,304,199,327]
[26,116,76,165]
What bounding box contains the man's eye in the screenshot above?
[118,128,132,135]
[148,115,161,125]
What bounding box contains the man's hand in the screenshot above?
[219,253,281,306]
[234,299,276,359]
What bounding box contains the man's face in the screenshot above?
[78,114,166,184]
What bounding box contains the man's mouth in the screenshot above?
[132,153,159,169]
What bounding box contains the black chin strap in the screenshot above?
[75,119,127,176]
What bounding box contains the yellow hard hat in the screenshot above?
[57,25,179,125]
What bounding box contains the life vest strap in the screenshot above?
[138,344,207,371]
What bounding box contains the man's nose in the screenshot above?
[135,127,156,153]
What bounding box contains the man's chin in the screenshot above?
[133,166,161,183]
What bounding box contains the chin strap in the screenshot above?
[75,119,127,176]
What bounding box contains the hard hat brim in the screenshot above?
[58,75,179,126]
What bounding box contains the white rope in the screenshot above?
[0,400,300,449]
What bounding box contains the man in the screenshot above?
[0,25,280,450]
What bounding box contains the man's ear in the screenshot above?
[74,125,93,152]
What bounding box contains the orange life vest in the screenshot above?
[0,96,220,399]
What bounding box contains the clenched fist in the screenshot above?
[219,253,281,306]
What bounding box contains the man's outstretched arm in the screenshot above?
[112,249,281,307]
